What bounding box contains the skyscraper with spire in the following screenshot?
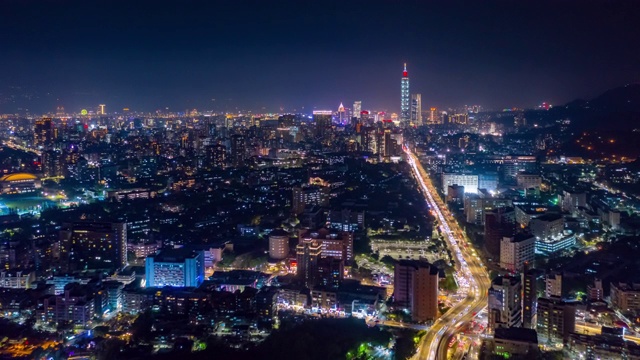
[337,102,346,124]
[401,63,410,124]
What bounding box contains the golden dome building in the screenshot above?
[0,173,41,194]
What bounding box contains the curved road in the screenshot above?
[405,147,491,360]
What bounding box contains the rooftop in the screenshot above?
[0,173,37,182]
[533,213,563,222]
[150,248,203,262]
[511,233,535,243]
[396,260,439,275]
[494,327,538,344]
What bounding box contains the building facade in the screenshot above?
[268,229,290,260]
[394,260,439,322]
[442,173,478,195]
[145,249,205,288]
[488,276,522,332]
[410,93,422,126]
[59,221,127,272]
[536,297,576,343]
[400,64,410,124]
[499,234,535,272]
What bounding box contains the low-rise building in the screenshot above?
[492,328,539,357]
[0,270,36,289]
[442,173,478,195]
[530,214,564,240]
[535,233,576,255]
[516,173,542,190]
[514,205,548,227]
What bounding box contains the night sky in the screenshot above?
[1,0,639,113]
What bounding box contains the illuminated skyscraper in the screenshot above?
[98,104,106,115]
[383,128,392,161]
[205,144,226,169]
[400,63,410,124]
[411,93,422,126]
[230,134,246,167]
[428,107,441,125]
[352,101,361,120]
[313,110,332,138]
[337,102,346,124]
[296,240,322,288]
[34,117,53,148]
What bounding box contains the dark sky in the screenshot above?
[1,0,639,113]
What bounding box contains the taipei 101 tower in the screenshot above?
[400,63,410,124]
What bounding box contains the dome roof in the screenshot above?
[0,173,38,182]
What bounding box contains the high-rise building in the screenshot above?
[464,195,513,225]
[522,268,539,329]
[449,113,469,125]
[59,221,127,271]
[488,275,522,332]
[428,107,441,125]
[205,144,226,169]
[34,117,53,148]
[42,149,64,177]
[394,260,439,322]
[337,103,346,124]
[313,110,333,138]
[360,110,369,125]
[545,273,563,299]
[296,240,322,288]
[145,248,205,288]
[484,207,516,256]
[400,63,410,124]
[536,297,576,343]
[499,233,535,272]
[326,209,365,232]
[292,186,330,215]
[382,128,392,160]
[353,101,362,120]
[317,257,343,288]
[268,229,290,260]
[411,94,422,126]
[298,228,353,264]
[278,114,295,127]
[98,104,106,115]
[230,134,246,167]
[560,190,586,214]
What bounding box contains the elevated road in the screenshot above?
[405,147,491,360]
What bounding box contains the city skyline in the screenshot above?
[3,2,640,359]
[1,0,639,113]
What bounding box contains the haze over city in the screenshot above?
[1,0,639,113]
